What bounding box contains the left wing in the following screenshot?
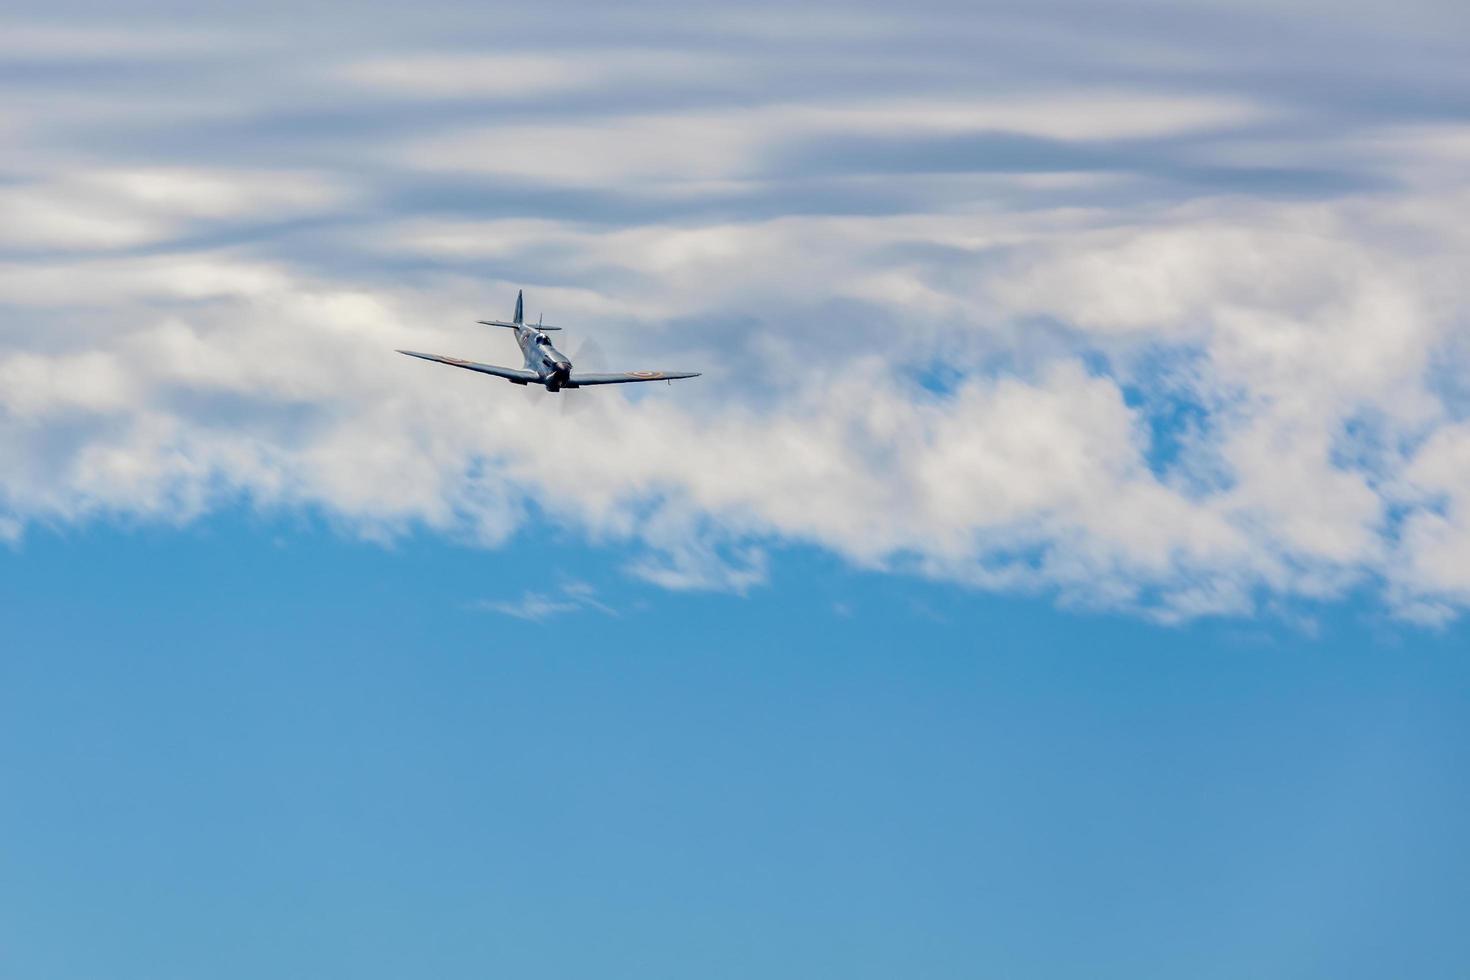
[568,370,701,387]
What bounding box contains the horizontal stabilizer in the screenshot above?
[478,320,561,330]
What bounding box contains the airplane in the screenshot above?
[397,290,700,392]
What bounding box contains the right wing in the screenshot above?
[397,350,539,384]
[569,370,701,386]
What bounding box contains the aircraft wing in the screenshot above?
[569,370,702,387]
[397,349,539,384]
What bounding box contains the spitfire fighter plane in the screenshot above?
[397,291,700,392]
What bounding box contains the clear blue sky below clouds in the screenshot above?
[3,520,1469,978]
[4,0,1470,975]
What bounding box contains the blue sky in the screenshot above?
[4,519,1470,978]
[3,0,1470,975]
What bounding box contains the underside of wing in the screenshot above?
[397,350,539,384]
[568,371,702,387]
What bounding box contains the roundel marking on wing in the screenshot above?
[630,370,664,379]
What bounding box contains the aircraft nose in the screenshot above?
[555,360,571,374]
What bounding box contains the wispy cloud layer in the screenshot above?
[471,581,617,621]
[3,1,1470,621]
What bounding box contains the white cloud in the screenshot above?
[0,22,228,59]
[471,581,617,621]
[396,92,1268,186]
[1,186,1467,620]
[331,50,735,100]
[1,4,1469,623]
[472,592,582,622]
[0,169,352,250]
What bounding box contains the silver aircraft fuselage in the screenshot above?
[513,323,574,391]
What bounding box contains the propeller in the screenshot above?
[559,335,608,416]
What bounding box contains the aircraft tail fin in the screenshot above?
[514,290,524,325]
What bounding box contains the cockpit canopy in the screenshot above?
[534,335,552,345]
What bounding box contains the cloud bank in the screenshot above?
[3,1,1470,621]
